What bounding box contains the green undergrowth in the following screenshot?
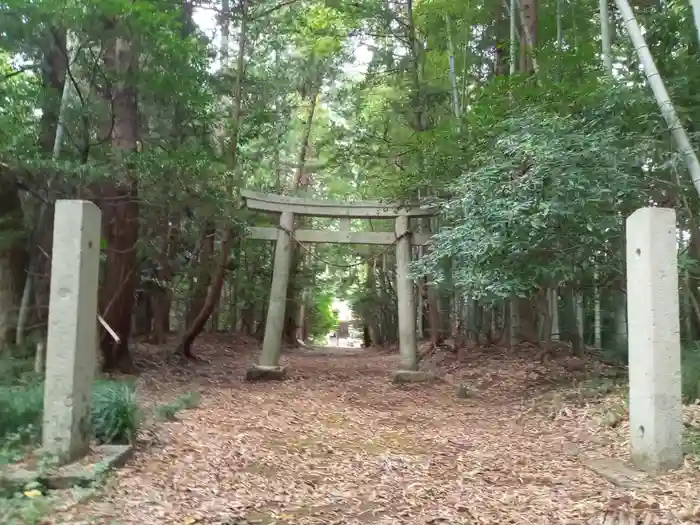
[0,356,202,524]
[0,494,52,525]
[684,426,700,457]
[154,391,201,421]
[681,343,700,404]
[0,356,140,465]
[598,341,700,404]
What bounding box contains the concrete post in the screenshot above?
[246,211,294,380]
[43,200,101,464]
[626,207,683,472]
[395,214,418,371]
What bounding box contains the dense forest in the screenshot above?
[5,1,700,523]
[2,0,700,370]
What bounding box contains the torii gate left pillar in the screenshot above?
[240,191,435,382]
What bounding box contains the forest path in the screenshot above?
[54,336,698,524]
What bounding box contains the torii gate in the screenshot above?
[241,190,436,382]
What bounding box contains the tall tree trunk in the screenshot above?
[518,0,537,73]
[494,1,508,75]
[599,0,613,75]
[509,0,518,74]
[97,22,140,373]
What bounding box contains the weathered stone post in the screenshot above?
[246,211,294,380]
[394,213,418,371]
[626,207,683,472]
[43,200,101,464]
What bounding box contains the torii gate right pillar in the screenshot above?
[245,211,293,381]
[395,214,418,371]
[391,213,436,383]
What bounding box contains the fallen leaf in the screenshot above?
[43,336,700,525]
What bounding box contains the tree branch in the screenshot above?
[2,64,41,81]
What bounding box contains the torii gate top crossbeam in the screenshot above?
[241,190,436,218]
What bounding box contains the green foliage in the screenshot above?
[681,343,700,404]
[684,426,700,458]
[0,383,43,457]
[91,380,140,444]
[0,355,38,387]
[600,338,629,367]
[307,290,339,343]
[0,494,51,525]
[592,341,700,404]
[154,391,201,422]
[420,93,655,300]
[4,0,700,391]
[0,375,140,459]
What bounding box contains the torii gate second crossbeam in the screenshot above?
[240,190,437,382]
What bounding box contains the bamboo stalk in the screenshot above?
[615,0,700,197]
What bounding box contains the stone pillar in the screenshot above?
[626,207,682,472]
[43,200,101,464]
[395,214,418,371]
[246,211,293,380]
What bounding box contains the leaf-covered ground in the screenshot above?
[54,336,700,524]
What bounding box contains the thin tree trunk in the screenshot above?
[186,223,215,327]
[283,75,320,344]
[575,291,584,348]
[509,0,517,74]
[594,272,602,348]
[600,0,613,75]
[556,0,562,48]
[175,0,247,357]
[614,290,627,350]
[16,29,68,347]
[445,14,461,118]
[177,231,236,356]
[549,288,560,341]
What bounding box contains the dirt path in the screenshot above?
[55,337,699,524]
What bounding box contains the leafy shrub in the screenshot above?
[91,380,140,444]
[0,378,140,450]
